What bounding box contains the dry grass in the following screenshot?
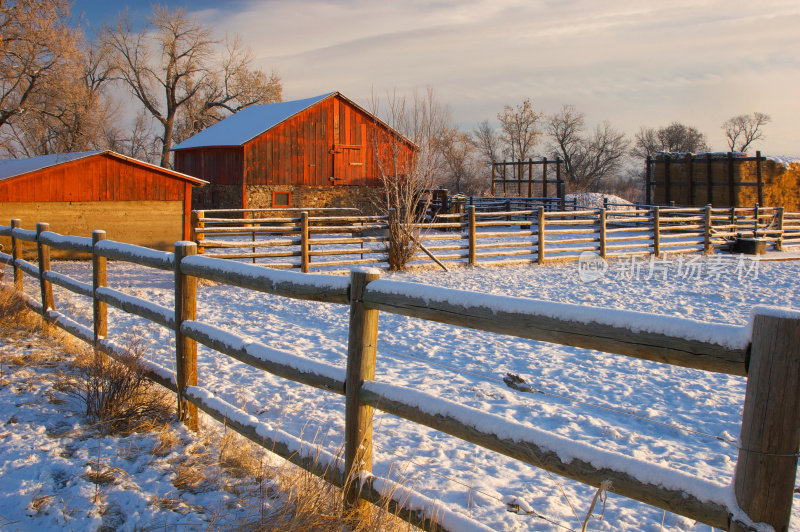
[0,286,428,531]
[60,347,173,436]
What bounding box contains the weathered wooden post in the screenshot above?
[191,211,205,254]
[92,230,107,362]
[727,152,736,208]
[599,208,607,260]
[776,207,784,252]
[732,308,800,531]
[542,157,548,199]
[527,158,533,197]
[730,206,737,235]
[537,206,545,265]
[687,154,695,205]
[703,204,712,255]
[174,241,198,431]
[645,156,652,205]
[10,219,22,292]
[664,154,671,205]
[755,151,763,206]
[467,205,476,266]
[753,203,760,239]
[300,211,309,273]
[652,206,661,258]
[706,153,714,205]
[35,223,54,315]
[490,162,496,196]
[344,268,380,513]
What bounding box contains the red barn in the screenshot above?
[0,150,206,253]
[171,91,416,211]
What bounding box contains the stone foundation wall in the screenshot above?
[245,185,383,215]
[192,185,244,212]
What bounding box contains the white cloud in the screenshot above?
[195,0,800,154]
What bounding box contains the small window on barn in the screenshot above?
[272,191,291,207]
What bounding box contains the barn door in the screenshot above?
[331,104,366,185]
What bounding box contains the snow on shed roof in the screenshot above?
[171,92,335,150]
[0,151,100,181]
[0,150,207,185]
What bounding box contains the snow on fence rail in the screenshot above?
[190,204,799,272]
[1,219,800,530]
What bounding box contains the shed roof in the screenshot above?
[171,93,335,150]
[0,150,207,185]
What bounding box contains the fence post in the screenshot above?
[652,206,660,258]
[599,208,607,260]
[703,204,712,254]
[192,211,205,255]
[645,156,652,205]
[92,230,107,362]
[755,150,763,206]
[344,268,380,513]
[10,219,22,292]
[732,309,800,531]
[300,211,309,273]
[727,152,736,208]
[776,207,784,251]
[35,223,54,315]
[490,162,496,196]
[753,203,759,238]
[537,206,545,265]
[468,205,476,266]
[706,153,714,205]
[174,241,198,431]
[730,206,737,235]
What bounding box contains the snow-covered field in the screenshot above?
[2,253,800,530]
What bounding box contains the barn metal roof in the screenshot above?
[0,150,207,185]
[171,92,336,150]
[0,151,100,181]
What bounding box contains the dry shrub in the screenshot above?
[63,347,172,435]
[0,287,39,334]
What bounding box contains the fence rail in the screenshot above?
[1,218,800,530]
[189,204,800,272]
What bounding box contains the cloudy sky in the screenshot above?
[75,0,799,156]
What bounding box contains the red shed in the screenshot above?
[171,91,416,211]
[0,150,207,253]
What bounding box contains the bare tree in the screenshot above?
[370,88,451,270]
[497,98,541,161]
[722,112,770,153]
[546,105,629,192]
[104,6,281,167]
[0,0,77,130]
[632,122,709,158]
[438,126,484,195]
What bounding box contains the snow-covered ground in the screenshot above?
[2,253,799,530]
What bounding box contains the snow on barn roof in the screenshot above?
[0,151,100,182]
[0,150,207,184]
[171,92,336,150]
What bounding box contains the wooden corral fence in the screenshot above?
[491,158,567,209]
[1,219,800,530]
[191,205,800,272]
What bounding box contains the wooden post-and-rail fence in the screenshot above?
[189,205,800,272]
[2,219,800,531]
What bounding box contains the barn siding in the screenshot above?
[173,147,243,186]
[241,95,413,189]
[0,155,188,202]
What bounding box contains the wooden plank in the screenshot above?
[11,219,22,291]
[361,287,748,376]
[360,384,730,530]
